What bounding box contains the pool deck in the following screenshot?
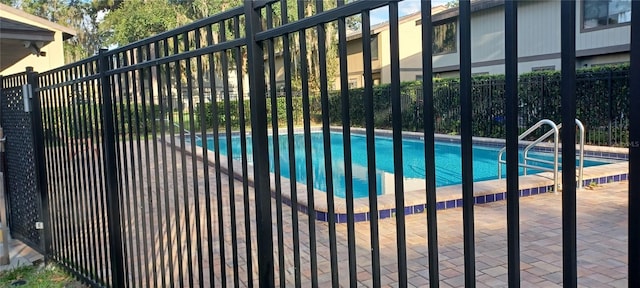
[176,128,629,223]
[153,141,629,286]
[83,140,628,286]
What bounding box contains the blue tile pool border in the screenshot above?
[282,172,629,223]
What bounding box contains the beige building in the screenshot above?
[343,5,450,88]
[265,5,448,92]
[386,0,630,82]
[421,0,631,78]
[0,3,75,75]
[270,0,630,90]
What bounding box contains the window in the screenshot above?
[590,61,628,67]
[531,65,555,71]
[583,0,631,29]
[371,34,379,60]
[433,20,457,54]
[348,79,358,89]
[416,75,423,81]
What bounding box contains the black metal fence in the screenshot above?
[0,0,639,287]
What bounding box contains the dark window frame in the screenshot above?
[433,18,458,55]
[531,65,556,71]
[371,33,379,60]
[581,0,631,32]
[348,78,358,89]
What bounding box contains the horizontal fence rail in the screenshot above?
[0,0,635,287]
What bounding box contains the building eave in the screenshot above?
[0,3,76,40]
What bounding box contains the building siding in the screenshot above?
[270,0,630,87]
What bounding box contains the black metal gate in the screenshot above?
[0,70,45,252]
[0,0,639,287]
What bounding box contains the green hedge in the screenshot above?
[49,64,627,146]
[193,64,629,145]
[197,96,312,130]
[414,65,628,144]
[49,102,162,141]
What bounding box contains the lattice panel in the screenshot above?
[1,78,41,250]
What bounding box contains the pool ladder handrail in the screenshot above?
[522,119,585,189]
[159,118,202,141]
[498,119,585,192]
[498,119,560,192]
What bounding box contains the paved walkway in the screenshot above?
[45,144,629,287]
[300,181,628,287]
[0,237,43,272]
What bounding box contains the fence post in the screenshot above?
[0,75,8,266]
[98,49,126,288]
[560,0,578,285]
[244,1,274,287]
[608,70,613,146]
[25,67,52,259]
[629,1,640,286]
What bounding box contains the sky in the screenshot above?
[370,0,450,25]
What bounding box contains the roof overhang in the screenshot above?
[0,17,56,71]
[0,17,56,42]
[0,3,76,40]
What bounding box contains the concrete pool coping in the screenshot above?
[170,127,628,222]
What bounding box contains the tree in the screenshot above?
[267,0,341,92]
[100,0,181,46]
[176,0,243,21]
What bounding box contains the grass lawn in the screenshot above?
[0,264,85,287]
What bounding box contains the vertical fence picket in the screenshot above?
[388,3,407,286]
[135,45,154,288]
[315,1,339,286]
[420,1,440,286]
[561,1,578,287]
[159,38,180,287]
[361,10,381,288]
[219,24,241,287]
[232,15,254,288]
[504,1,521,286]
[265,5,286,287]
[279,1,303,286]
[146,42,164,288]
[459,1,476,286]
[295,3,319,286]
[336,1,357,285]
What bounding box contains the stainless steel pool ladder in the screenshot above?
[498,119,585,192]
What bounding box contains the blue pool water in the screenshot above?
[195,132,609,199]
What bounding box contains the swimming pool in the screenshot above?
[195,131,609,198]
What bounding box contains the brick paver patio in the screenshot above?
[72,145,627,287]
[301,181,628,287]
